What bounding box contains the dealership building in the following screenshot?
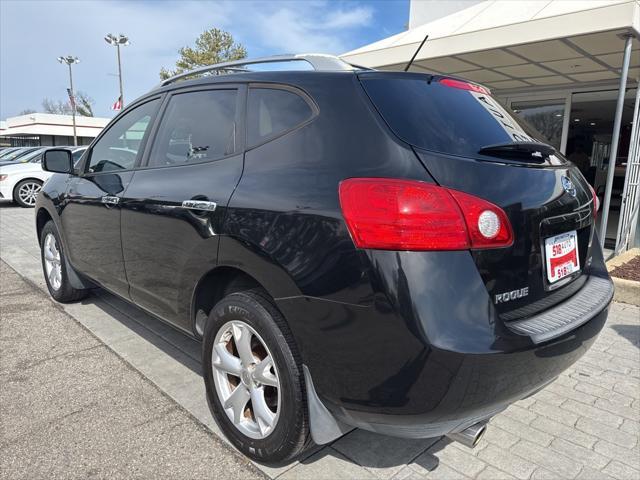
[343,0,640,253]
[0,113,109,147]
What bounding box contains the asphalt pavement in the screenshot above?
[0,260,265,480]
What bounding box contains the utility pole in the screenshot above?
[105,34,130,109]
[57,55,80,146]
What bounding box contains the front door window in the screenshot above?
[87,99,160,173]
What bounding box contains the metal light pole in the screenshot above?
[57,55,80,146]
[104,34,129,108]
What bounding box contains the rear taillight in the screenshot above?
[588,184,599,220]
[439,78,490,95]
[338,178,513,251]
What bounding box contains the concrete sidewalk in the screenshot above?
[0,261,264,480]
[1,203,639,479]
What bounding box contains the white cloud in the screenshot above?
[323,7,374,29]
[243,3,374,55]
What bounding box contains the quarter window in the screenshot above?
[88,99,159,173]
[247,88,314,146]
[148,89,238,167]
[72,149,85,164]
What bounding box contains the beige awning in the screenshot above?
[342,0,640,93]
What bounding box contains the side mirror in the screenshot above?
[42,149,73,174]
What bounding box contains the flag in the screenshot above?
[66,88,76,109]
[111,95,122,111]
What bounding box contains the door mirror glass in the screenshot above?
[42,149,73,173]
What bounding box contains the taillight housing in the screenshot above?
[339,178,513,251]
[588,183,599,220]
[439,78,490,95]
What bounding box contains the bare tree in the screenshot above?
[41,91,94,117]
[75,91,94,117]
[42,98,72,115]
[18,109,36,115]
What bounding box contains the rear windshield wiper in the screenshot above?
[478,141,555,162]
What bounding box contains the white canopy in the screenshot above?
[342,0,640,93]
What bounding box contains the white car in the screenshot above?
[0,147,86,207]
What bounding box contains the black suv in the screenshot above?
[37,54,613,464]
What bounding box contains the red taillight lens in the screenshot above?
[439,78,490,95]
[588,183,599,220]
[338,178,513,251]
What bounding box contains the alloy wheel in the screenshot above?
[43,233,62,291]
[18,182,41,206]
[211,320,281,439]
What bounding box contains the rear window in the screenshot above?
[360,74,543,158]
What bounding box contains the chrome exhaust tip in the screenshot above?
[446,421,487,448]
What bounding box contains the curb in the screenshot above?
[606,248,640,306]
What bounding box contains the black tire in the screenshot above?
[40,220,89,303]
[13,179,43,208]
[202,290,310,464]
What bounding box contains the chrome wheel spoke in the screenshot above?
[232,323,255,366]
[211,320,281,439]
[19,183,40,205]
[250,386,276,434]
[44,247,56,262]
[213,344,242,377]
[48,266,57,285]
[43,233,62,290]
[224,384,251,425]
[254,355,278,387]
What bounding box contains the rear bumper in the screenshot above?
[277,246,612,439]
[329,302,609,438]
[506,273,613,343]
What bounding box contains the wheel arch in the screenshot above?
[35,207,53,243]
[190,265,266,338]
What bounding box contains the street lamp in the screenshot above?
[57,55,80,146]
[104,33,129,109]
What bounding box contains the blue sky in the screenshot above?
[0,0,408,119]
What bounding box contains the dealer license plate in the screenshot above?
[545,230,580,283]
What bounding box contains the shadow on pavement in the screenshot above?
[79,288,203,375]
[612,324,640,348]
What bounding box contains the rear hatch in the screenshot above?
[359,72,597,320]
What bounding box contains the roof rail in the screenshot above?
[159,53,362,87]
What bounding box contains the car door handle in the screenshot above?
[101,195,120,207]
[181,200,217,212]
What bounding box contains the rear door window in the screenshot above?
[148,89,238,167]
[360,73,543,158]
[247,87,314,147]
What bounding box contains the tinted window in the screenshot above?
[247,88,313,146]
[88,99,159,173]
[148,89,237,167]
[361,74,544,158]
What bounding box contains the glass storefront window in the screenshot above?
[511,100,565,150]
